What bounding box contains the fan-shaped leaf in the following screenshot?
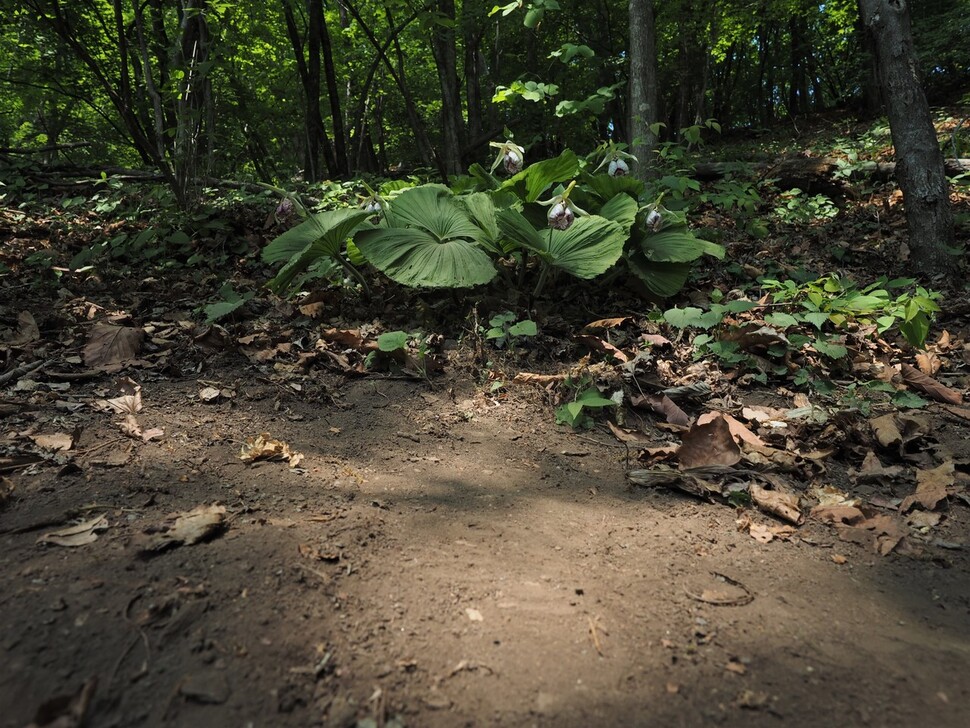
[504,150,580,202]
[355,185,496,289]
[627,251,693,298]
[640,226,725,263]
[263,208,370,263]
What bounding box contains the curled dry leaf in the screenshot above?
[899,363,963,405]
[239,433,304,467]
[37,514,108,547]
[630,392,690,427]
[677,414,741,469]
[581,317,630,332]
[83,324,145,368]
[749,480,802,524]
[136,504,226,555]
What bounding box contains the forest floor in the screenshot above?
[3,132,970,727]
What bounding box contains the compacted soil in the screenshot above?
[2,369,969,727]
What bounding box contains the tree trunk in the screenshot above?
[858,0,955,277]
[628,0,659,179]
[431,0,464,177]
[318,4,348,176]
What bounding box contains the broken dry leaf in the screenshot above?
[30,432,76,452]
[38,514,108,547]
[581,317,630,331]
[900,461,954,513]
[465,608,484,622]
[831,553,848,564]
[83,324,145,368]
[136,504,226,554]
[677,415,741,469]
[725,659,747,675]
[749,480,802,524]
[239,433,304,467]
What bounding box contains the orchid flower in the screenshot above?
[537,180,587,230]
[489,140,526,174]
[591,142,638,177]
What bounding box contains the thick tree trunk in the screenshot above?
[628,0,659,179]
[858,0,955,277]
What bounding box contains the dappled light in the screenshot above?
[2,0,970,726]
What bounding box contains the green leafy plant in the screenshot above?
[555,377,618,429]
[204,283,254,323]
[355,185,498,288]
[760,274,941,348]
[484,312,537,348]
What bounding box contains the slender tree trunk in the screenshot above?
[318,4,348,175]
[430,0,464,176]
[858,0,955,277]
[855,0,882,115]
[628,0,659,179]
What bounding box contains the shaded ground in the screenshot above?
[3,125,970,725]
[2,365,969,727]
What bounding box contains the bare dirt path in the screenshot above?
[2,375,969,727]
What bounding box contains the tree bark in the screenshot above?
[430,0,464,177]
[858,0,956,277]
[628,0,659,179]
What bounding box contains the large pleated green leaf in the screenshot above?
[355,185,496,288]
[639,225,726,263]
[263,208,371,263]
[626,251,694,298]
[263,208,371,293]
[502,150,580,202]
[497,207,625,279]
[599,193,639,232]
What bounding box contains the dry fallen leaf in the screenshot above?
[136,504,226,554]
[900,461,954,513]
[678,414,741,469]
[30,432,76,452]
[7,311,40,347]
[725,659,747,675]
[83,324,145,368]
[239,433,304,468]
[900,363,963,405]
[831,554,848,564]
[38,514,108,547]
[749,479,802,524]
